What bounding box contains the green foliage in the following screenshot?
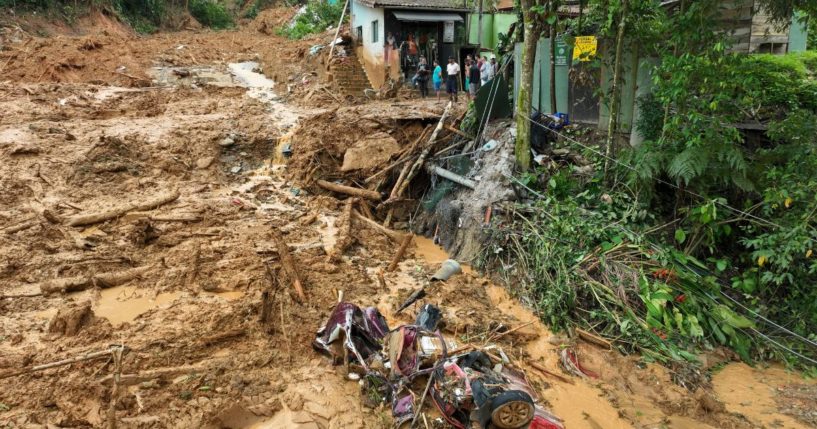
[189,0,233,29]
[277,0,345,40]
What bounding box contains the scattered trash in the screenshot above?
[230,165,242,174]
[560,348,598,379]
[309,45,324,56]
[431,259,462,281]
[220,136,235,147]
[481,139,499,152]
[313,301,564,429]
[281,143,293,158]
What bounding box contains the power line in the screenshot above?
[501,133,817,353]
[520,114,784,229]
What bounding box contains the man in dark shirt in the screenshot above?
[416,57,430,98]
[468,60,481,100]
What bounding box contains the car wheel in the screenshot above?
[489,390,535,429]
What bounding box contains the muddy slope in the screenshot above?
[1,16,816,429]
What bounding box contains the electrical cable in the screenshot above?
[502,118,817,354]
[519,114,784,229]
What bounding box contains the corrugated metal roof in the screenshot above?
[392,11,464,21]
[357,0,469,11]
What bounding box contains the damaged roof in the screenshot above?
[356,0,470,12]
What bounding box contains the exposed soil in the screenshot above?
[2,10,816,429]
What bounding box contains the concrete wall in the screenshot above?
[513,38,570,115]
[598,45,639,133]
[467,13,517,51]
[351,1,389,88]
[789,12,809,52]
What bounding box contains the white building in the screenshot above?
[350,0,470,88]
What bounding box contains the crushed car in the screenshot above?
[312,302,564,429]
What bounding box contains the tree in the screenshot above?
[602,0,628,181]
[515,0,545,171]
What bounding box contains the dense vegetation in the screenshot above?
[275,0,345,39]
[0,0,235,32]
[496,0,817,371]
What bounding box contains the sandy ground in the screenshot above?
[1,10,816,429]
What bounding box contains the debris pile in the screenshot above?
[313,302,565,429]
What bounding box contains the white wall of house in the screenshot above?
[350,1,388,87]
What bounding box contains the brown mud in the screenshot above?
[1,10,816,429]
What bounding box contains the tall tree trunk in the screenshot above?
[515,0,541,171]
[603,0,629,181]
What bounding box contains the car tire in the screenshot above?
[489,390,535,429]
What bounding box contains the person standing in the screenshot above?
[445,57,460,102]
[384,32,396,64]
[432,60,443,100]
[480,55,494,86]
[468,59,481,100]
[416,57,430,98]
[491,57,498,78]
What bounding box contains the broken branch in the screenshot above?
[66,190,180,227]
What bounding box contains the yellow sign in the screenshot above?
[572,36,598,61]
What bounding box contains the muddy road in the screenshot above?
[1,12,816,429]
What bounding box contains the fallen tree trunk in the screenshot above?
[0,346,122,380]
[316,180,380,201]
[3,218,38,234]
[66,190,180,227]
[39,266,153,295]
[39,276,92,295]
[271,228,306,302]
[94,266,152,288]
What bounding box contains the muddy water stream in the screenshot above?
[410,238,811,429]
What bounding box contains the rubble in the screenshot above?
[312,301,565,429]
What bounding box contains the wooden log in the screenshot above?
[66,190,180,227]
[39,266,152,295]
[327,198,356,262]
[39,276,92,295]
[316,180,381,201]
[0,347,120,380]
[93,266,152,288]
[351,209,405,242]
[387,233,413,272]
[3,219,38,234]
[299,212,319,226]
[271,228,306,302]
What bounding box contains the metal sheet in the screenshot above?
[391,11,464,22]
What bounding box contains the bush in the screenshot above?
[188,0,233,29]
[277,0,345,40]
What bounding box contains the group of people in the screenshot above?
[412,54,499,102]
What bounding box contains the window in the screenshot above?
[356,26,363,44]
[371,20,379,44]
